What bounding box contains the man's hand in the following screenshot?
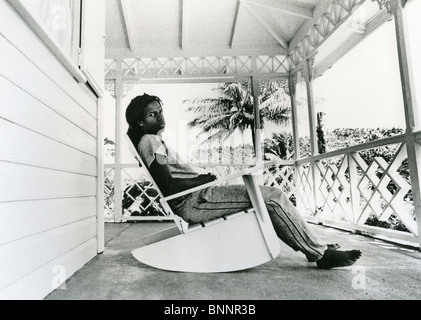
[197,173,217,184]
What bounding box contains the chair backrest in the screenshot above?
[124,134,189,232]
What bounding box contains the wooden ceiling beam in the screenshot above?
[180,0,187,50]
[244,0,313,19]
[289,0,335,52]
[119,0,135,52]
[241,0,288,49]
[230,0,241,49]
[105,46,288,60]
[314,9,389,78]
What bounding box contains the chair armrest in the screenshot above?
[163,159,287,202]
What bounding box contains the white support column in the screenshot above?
[96,96,105,252]
[114,59,124,222]
[251,75,263,165]
[288,72,303,210]
[251,57,263,166]
[391,0,420,130]
[288,74,300,159]
[347,152,361,225]
[391,0,421,244]
[303,59,319,215]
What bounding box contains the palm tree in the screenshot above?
[184,81,291,157]
[264,132,294,161]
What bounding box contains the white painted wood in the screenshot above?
[126,134,281,272]
[0,37,97,137]
[0,0,97,117]
[0,76,96,157]
[347,153,361,224]
[289,74,300,159]
[0,120,96,176]
[306,217,418,246]
[288,73,305,211]
[106,46,288,60]
[0,162,96,202]
[121,216,174,222]
[314,9,390,78]
[296,134,407,164]
[0,0,103,299]
[290,0,366,73]
[303,60,317,157]
[180,0,187,50]
[251,72,262,164]
[113,60,124,222]
[391,0,419,129]
[120,0,135,52]
[0,197,96,245]
[229,0,241,48]
[0,238,97,300]
[96,97,105,253]
[241,0,288,49]
[289,0,335,51]
[244,0,313,19]
[303,59,318,213]
[132,211,279,273]
[4,0,87,83]
[242,174,281,258]
[405,138,421,239]
[80,0,106,95]
[0,217,96,291]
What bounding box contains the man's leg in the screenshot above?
[175,184,361,269]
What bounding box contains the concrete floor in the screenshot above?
[45,221,421,300]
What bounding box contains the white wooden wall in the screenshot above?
[0,0,103,299]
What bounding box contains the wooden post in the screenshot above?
[303,59,320,215]
[347,152,361,225]
[391,0,421,243]
[252,78,263,165]
[96,96,105,252]
[289,73,300,160]
[288,72,303,210]
[251,57,263,166]
[114,59,123,223]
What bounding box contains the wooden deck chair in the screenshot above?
[125,135,281,273]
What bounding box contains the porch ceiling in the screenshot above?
[105,0,389,75]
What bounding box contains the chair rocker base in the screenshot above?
[131,210,281,273]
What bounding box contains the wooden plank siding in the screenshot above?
[0,0,101,299]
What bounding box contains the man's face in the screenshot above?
[139,101,166,135]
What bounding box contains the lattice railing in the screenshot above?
[264,164,296,203]
[295,163,314,214]
[104,167,115,220]
[104,55,289,80]
[316,154,353,223]
[295,141,417,238]
[104,165,169,222]
[120,167,168,219]
[104,133,419,246]
[289,0,365,71]
[352,144,415,233]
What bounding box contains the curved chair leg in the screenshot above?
[131,211,281,273]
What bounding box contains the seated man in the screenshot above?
[125,93,362,269]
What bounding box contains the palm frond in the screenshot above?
[184,98,232,114]
[200,128,236,144]
[201,114,230,131]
